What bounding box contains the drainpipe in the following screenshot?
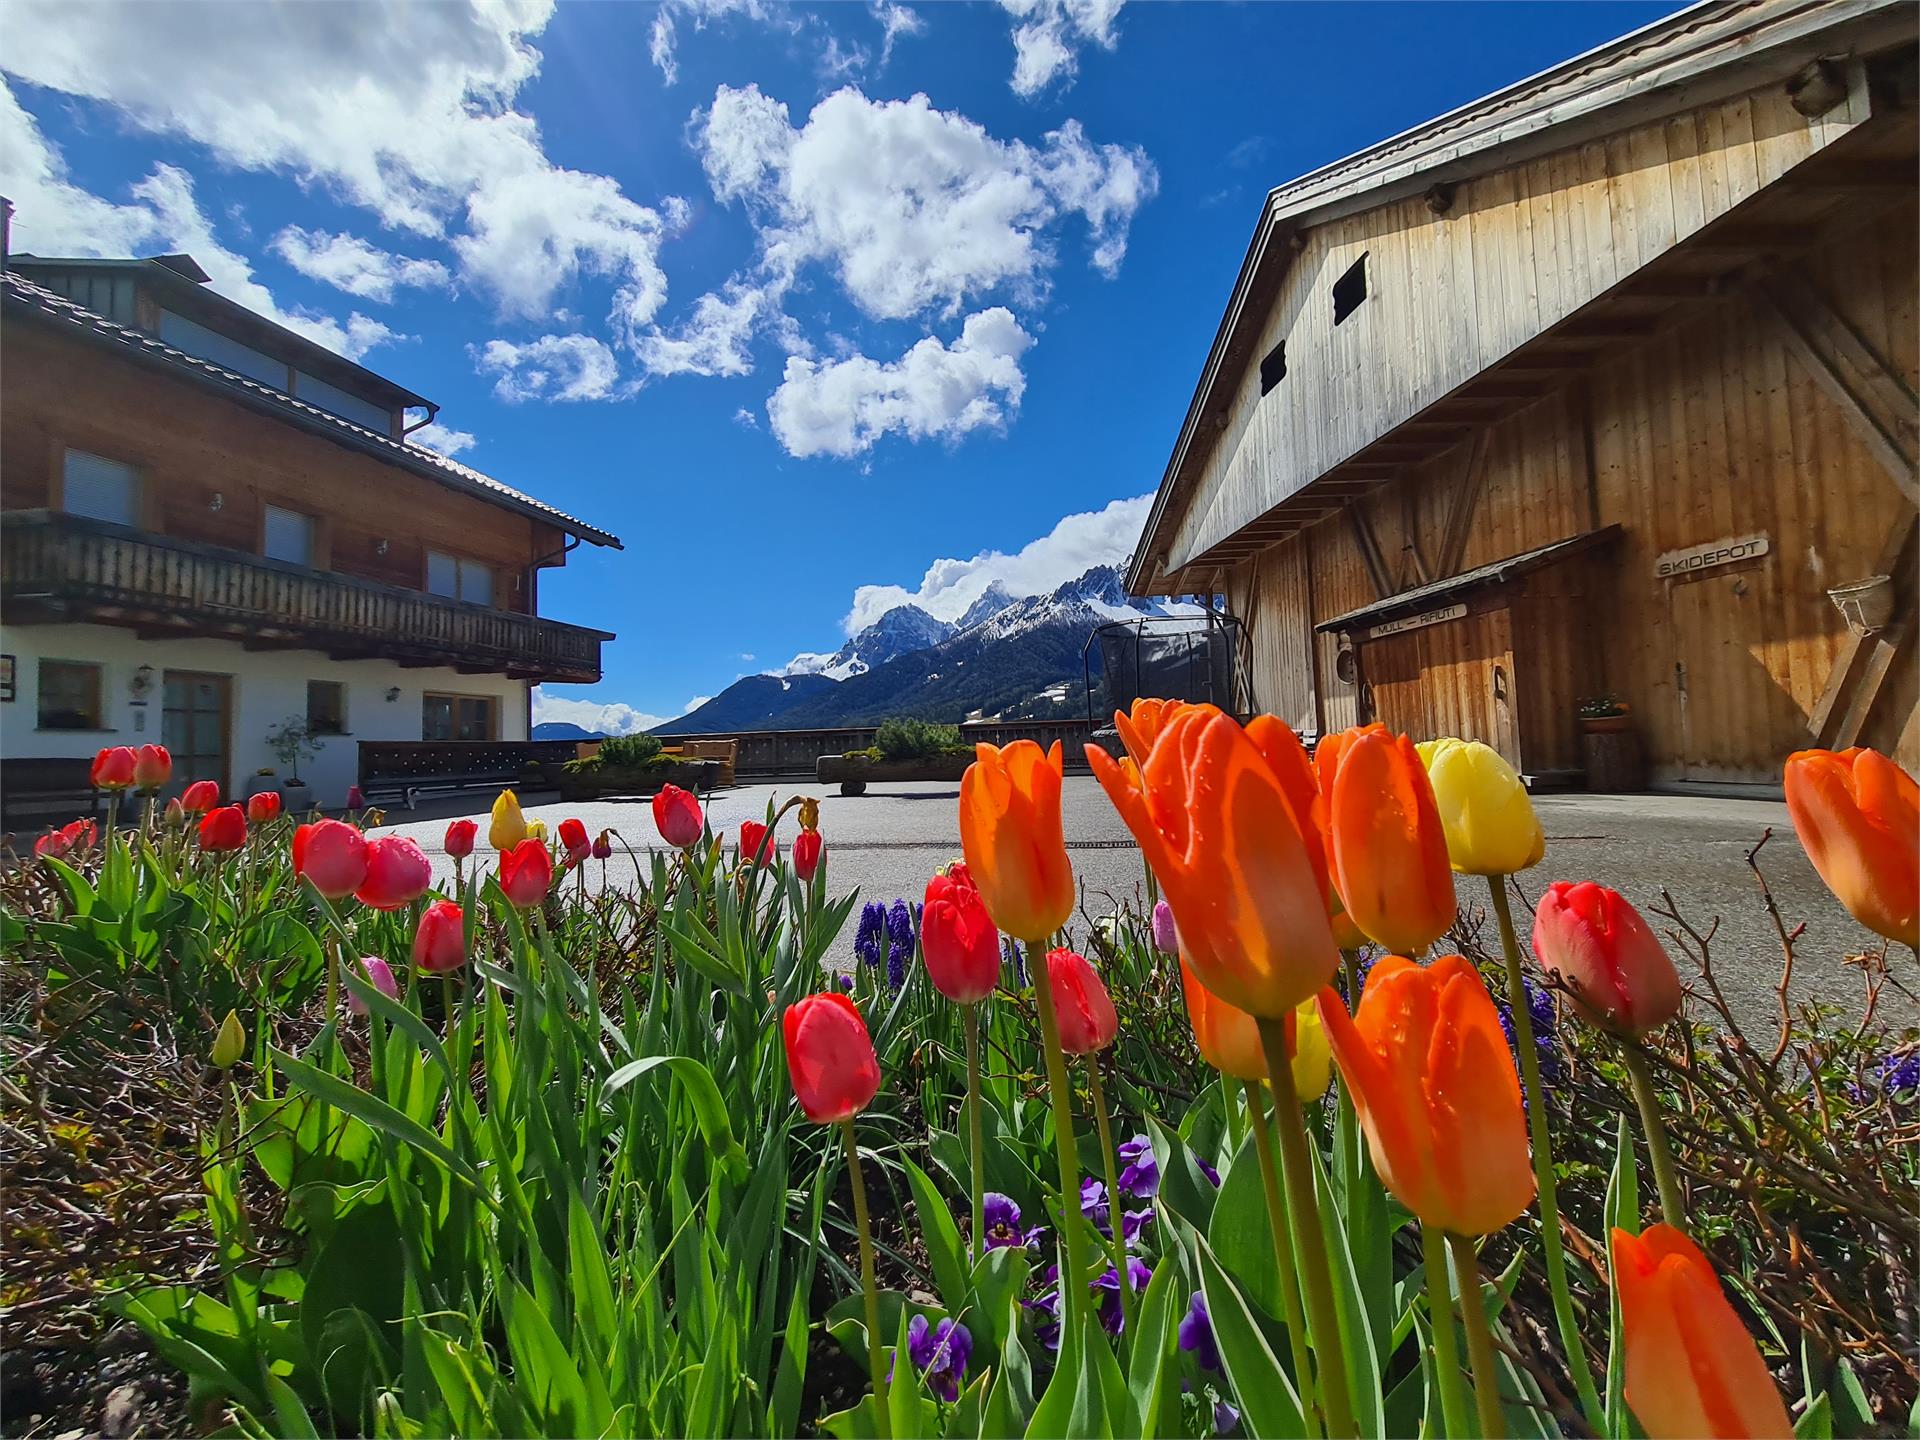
[1,197,13,270]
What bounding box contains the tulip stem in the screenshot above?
[1619,1039,1686,1230]
[1243,1080,1320,1437]
[1258,1015,1357,1440]
[843,1121,891,1440]
[1421,1222,1470,1439]
[1486,876,1605,1433]
[1447,1232,1506,1440]
[1029,933,1091,1331]
[1086,1059,1135,1346]
[965,1003,986,1266]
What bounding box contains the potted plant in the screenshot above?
[1576,694,1632,735]
[265,716,326,799]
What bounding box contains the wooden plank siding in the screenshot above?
[1167,73,1874,573]
[1217,195,1918,783]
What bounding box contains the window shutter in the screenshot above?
[264,505,315,566]
[426,551,459,598]
[63,450,138,526]
[458,560,493,607]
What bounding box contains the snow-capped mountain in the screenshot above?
[781,604,955,680]
[954,581,1017,631]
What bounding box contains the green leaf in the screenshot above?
[965,1245,1031,1365]
[1603,1111,1640,1440]
[1125,1249,1181,1438]
[1304,1139,1384,1439]
[602,1054,748,1180]
[1208,1125,1288,1323]
[1796,1393,1834,1439]
[1195,1234,1307,1439]
[904,1157,971,1314]
[501,1277,612,1437]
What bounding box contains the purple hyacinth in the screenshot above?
[1003,937,1026,987]
[981,1192,1045,1252]
[1150,900,1178,956]
[886,899,915,990]
[855,902,887,968]
[836,972,854,992]
[1092,1257,1153,1335]
[1854,1049,1920,1107]
[1116,1134,1158,1198]
[1494,971,1563,1087]
[901,1314,971,1403]
[1177,1291,1220,1372]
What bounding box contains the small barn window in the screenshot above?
[1333,253,1369,325]
[1259,341,1287,395]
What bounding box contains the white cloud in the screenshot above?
[475,334,622,403]
[649,0,775,87]
[739,652,757,662]
[692,83,1155,323]
[2,1,674,335]
[1000,0,1125,97]
[271,226,451,302]
[408,422,478,457]
[872,1,925,67]
[836,492,1152,632]
[767,307,1031,458]
[531,689,672,736]
[631,280,768,378]
[0,87,397,359]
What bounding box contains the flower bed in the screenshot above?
[817,749,973,794]
[2,728,1915,1437]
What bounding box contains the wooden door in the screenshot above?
[163,671,231,797]
[1666,565,1802,784]
[1360,607,1520,768]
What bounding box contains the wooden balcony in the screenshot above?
[2,510,610,684]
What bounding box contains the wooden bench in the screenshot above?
[357,740,581,810]
[675,738,738,787]
[2,757,104,839]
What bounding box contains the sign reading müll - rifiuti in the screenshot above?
[1656,532,1770,580]
[1368,603,1467,639]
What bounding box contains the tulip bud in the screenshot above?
[1418,738,1546,876]
[180,780,220,814]
[356,835,432,911]
[1783,747,1918,950]
[211,1009,246,1069]
[498,837,552,908]
[246,790,282,824]
[739,820,775,868]
[1046,948,1119,1055]
[558,817,590,864]
[489,789,528,851]
[922,866,1002,1004]
[525,819,547,843]
[1532,881,1682,1035]
[413,900,467,973]
[960,740,1075,942]
[444,817,478,860]
[1326,726,1456,953]
[652,783,704,848]
[793,828,824,882]
[346,955,401,1015]
[197,804,248,853]
[1150,900,1178,956]
[90,746,138,791]
[133,744,172,792]
[164,796,187,828]
[293,818,369,901]
[345,785,367,810]
[591,829,613,861]
[783,992,881,1124]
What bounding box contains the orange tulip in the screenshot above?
[1180,958,1330,1097]
[1610,1224,1792,1439]
[1325,727,1456,954]
[1316,954,1533,1235]
[1113,698,1210,768]
[1090,707,1336,1019]
[1783,747,1918,949]
[959,740,1075,941]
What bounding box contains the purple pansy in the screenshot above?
[981,1192,1046,1252]
[1092,1257,1154,1336]
[898,1314,971,1403]
[1177,1291,1220,1372]
[1079,1177,1152,1243]
[1023,1265,1063,1351]
[1116,1134,1158,1198]
[1197,1156,1222,1188]
[1215,1400,1241,1433]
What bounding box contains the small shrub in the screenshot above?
[599,733,664,767]
[873,716,961,761]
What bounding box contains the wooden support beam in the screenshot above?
[1401,484,1433,588]
[1757,274,1919,504]
[1436,431,1489,577]
[1345,505,1395,600]
[1808,514,1918,746]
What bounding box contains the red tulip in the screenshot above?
[90,746,137,791]
[293,818,369,901]
[180,780,220,814]
[1532,881,1682,1035]
[559,817,591,864]
[197,804,248,853]
[247,790,282,824]
[591,829,613,860]
[345,784,367,810]
[1046,947,1119,1054]
[35,818,97,859]
[445,818,478,860]
[921,866,1001,1004]
[413,899,468,973]
[783,991,882,1124]
[739,820,776,868]
[357,835,432,910]
[653,783,704,848]
[499,837,552,908]
[133,744,172,791]
[793,828,824,881]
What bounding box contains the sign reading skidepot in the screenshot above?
[1656,532,1770,580]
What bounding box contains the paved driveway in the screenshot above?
[381,779,1913,1033]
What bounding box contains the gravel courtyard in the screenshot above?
[381,778,1913,1034]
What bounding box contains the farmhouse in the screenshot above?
[1127,0,1918,790]
[0,239,619,816]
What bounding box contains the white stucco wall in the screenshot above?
[1,623,530,807]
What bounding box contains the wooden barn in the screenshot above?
[1126,0,1919,791]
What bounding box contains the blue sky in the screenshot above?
[2,0,1679,731]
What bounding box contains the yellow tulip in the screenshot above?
[489,789,528,851]
[212,1009,246,1069]
[525,819,548,843]
[1179,958,1331,1099]
[1419,738,1545,876]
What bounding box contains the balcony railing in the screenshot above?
[2,510,610,684]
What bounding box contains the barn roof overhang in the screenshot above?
[1314,525,1624,635]
[1128,0,1918,597]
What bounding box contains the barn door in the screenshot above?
[1359,607,1520,768]
[1667,564,1797,784]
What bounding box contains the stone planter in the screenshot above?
[817,752,972,796]
[559,758,719,802]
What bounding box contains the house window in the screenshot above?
[422,693,498,742]
[306,680,347,735]
[38,659,104,730]
[264,505,316,566]
[427,550,495,607]
[1333,253,1369,326]
[1259,340,1287,396]
[62,450,139,527]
